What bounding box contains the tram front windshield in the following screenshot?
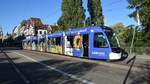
[109,34,119,48]
[104,28,119,48]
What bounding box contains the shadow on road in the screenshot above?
[2,47,22,50]
[129,61,150,84]
[0,53,24,84]
[0,52,98,84]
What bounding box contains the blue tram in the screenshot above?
[23,36,32,50]
[37,35,47,52]
[47,32,63,54]
[23,26,128,60]
[31,36,37,51]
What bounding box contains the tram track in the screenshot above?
[2,51,32,84]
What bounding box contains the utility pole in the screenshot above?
[130,6,140,55]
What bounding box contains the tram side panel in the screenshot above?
[88,32,111,60]
[27,41,31,50]
[31,41,37,51]
[21,26,127,60]
[64,34,86,57]
[39,41,43,52]
[72,34,84,57]
[47,37,63,54]
[42,40,47,52]
[63,27,114,60]
[64,35,74,56]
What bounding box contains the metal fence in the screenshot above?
[124,47,150,55]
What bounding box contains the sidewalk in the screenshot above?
[128,54,150,59]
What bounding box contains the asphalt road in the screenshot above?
[0,52,26,84]
[1,49,150,84]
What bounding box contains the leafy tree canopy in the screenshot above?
[128,0,150,47]
[87,0,104,26]
[57,0,85,30]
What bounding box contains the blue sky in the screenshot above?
[0,0,136,34]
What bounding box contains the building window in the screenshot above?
[94,33,108,48]
[39,31,42,34]
[44,31,47,35]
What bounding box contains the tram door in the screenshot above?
[83,34,89,57]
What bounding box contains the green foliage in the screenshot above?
[111,23,127,47]
[87,0,104,26]
[111,23,140,47]
[85,17,91,26]
[111,22,150,55]
[57,0,85,30]
[51,24,61,33]
[111,23,125,34]
[127,0,150,47]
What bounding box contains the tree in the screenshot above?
[111,23,125,35]
[50,24,61,33]
[111,23,127,47]
[127,0,150,47]
[57,0,85,30]
[112,23,144,47]
[87,0,104,26]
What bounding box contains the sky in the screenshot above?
[0,0,137,34]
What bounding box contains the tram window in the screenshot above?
[56,37,61,46]
[48,39,52,45]
[67,36,74,48]
[50,38,55,45]
[94,33,108,48]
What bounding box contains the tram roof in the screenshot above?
[47,26,112,37]
[23,38,31,42]
[65,26,104,35]
[31,36,37,41]
[48,32,63,37]
[22,39,26,42]
[38,35,46,40]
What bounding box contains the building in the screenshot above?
[23,17,52,36]
[12,17,52,39]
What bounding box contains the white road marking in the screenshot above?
[13,52,95,84]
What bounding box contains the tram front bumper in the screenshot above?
[110,47,128,60]
[109,51,128,60]
[109,52,122,60]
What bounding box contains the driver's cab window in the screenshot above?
[94,33,109,48]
